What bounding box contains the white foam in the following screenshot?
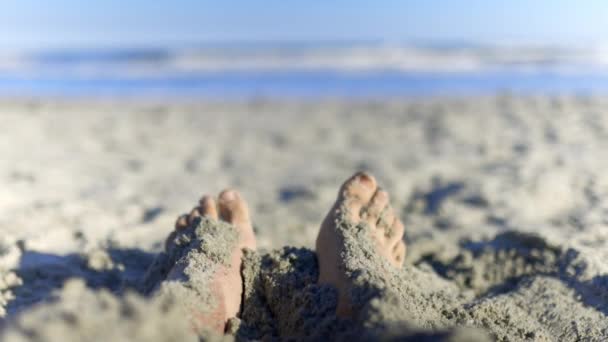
[2,44,608,77]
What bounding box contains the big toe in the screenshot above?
[218,189,256,250]
[335,171,378,222]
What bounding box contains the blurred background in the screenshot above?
[2,0,608,98]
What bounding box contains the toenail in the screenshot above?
[356,173,374,188]
[190,207,201,216]
[176,215,188,228]
[221,190,237,201]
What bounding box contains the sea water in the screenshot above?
[1,42,608,98]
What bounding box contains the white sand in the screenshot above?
[0,95,606,339]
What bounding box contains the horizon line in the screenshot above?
[2,39,607,53]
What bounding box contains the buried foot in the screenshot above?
[316,172,406,317]
[165,189,256,333]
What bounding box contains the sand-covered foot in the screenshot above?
[165,189,256,333]
[316,172,406,317]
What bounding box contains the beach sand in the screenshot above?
[0,96,607,340]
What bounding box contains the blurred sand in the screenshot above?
[0,96,607,340]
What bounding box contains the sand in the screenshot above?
[0,95,607,341]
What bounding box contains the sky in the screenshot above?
[1,0,608,50]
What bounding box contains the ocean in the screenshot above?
[2,42,608,98]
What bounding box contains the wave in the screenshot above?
[2,43,608,78]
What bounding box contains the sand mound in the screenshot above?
[4,217,606,341]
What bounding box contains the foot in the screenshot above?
[168,189,256,333]
[316,172,406,317]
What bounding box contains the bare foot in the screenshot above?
[167,189,256,333]
[316,172,406,317]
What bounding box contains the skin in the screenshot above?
[163,171,404,332]
[316,172,406,316]
[169,189,256,333]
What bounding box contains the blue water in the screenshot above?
[3,44,608,98]
[3,71,608,98]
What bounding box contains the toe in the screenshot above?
[335,171,378,221]
[387,219,405,247]
[167,214,188,251]
[378,205,396,231]
[392,241,406,267]
[175,214,189,230]
[218,189,256,250]
[363,189,389,228]
[199,195,218,219]
[188,207,202,225]
[164,231,178,251]
[218,189,251,226]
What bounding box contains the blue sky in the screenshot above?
[1,0,607,49]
